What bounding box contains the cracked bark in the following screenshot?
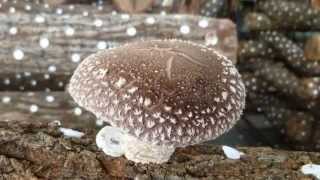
[0,120,318,179]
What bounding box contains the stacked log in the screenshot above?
[239,0,320,151]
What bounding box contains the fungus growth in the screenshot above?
[68,39,246,164]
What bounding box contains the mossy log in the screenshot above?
[0,120,318,179]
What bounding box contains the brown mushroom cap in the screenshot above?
[68,39,245,147]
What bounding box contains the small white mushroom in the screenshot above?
[222,145,244,160]
[301,163,320,179]
[96,126,125,157]
[59,127,85,138]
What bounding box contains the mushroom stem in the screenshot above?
[96,126,175,163]
[123,134,175,164]
[96,126,125,157]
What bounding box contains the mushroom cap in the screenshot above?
[68,39,245,147]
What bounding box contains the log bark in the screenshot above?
[0,120,318,179]
[0,12,237,91]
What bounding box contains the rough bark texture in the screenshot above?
[0,120,318,180]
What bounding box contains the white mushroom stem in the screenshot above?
[123,134,175,164]
[96,125,175,163]
[96,126,125,157]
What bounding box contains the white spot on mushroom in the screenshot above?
[144,98,152,107]
[222,145,244,160]
[301,163,320,179]
[177,126,183,136]
[222,91,228,100]
[146,120,155,128]
[133,109,142,116]
[59,127,85,138]
[13,49,24,60]
[164,105,172,112]
[170,118,176,124]
[115,77,126,88]
[96,126,125,157]
[127,86,138,94]
[159,117,166,123]
[187,128,195,136]
[180,25,190,34]
[175,109,182,115]
[29,104,39,113]
[134,127,143,136]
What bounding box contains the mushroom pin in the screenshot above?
[68,39,246,164]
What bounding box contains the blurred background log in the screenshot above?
[242,0,320,31]
[0,12,237,91]
[0,0,229,16]
[0,120,318,179]
[0,92,96,128]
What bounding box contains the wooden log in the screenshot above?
[0,0,115,14]
[0,0,180,14]
[0,13,237,91]
[0,120,318,179]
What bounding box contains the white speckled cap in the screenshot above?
[68,39,246,147]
